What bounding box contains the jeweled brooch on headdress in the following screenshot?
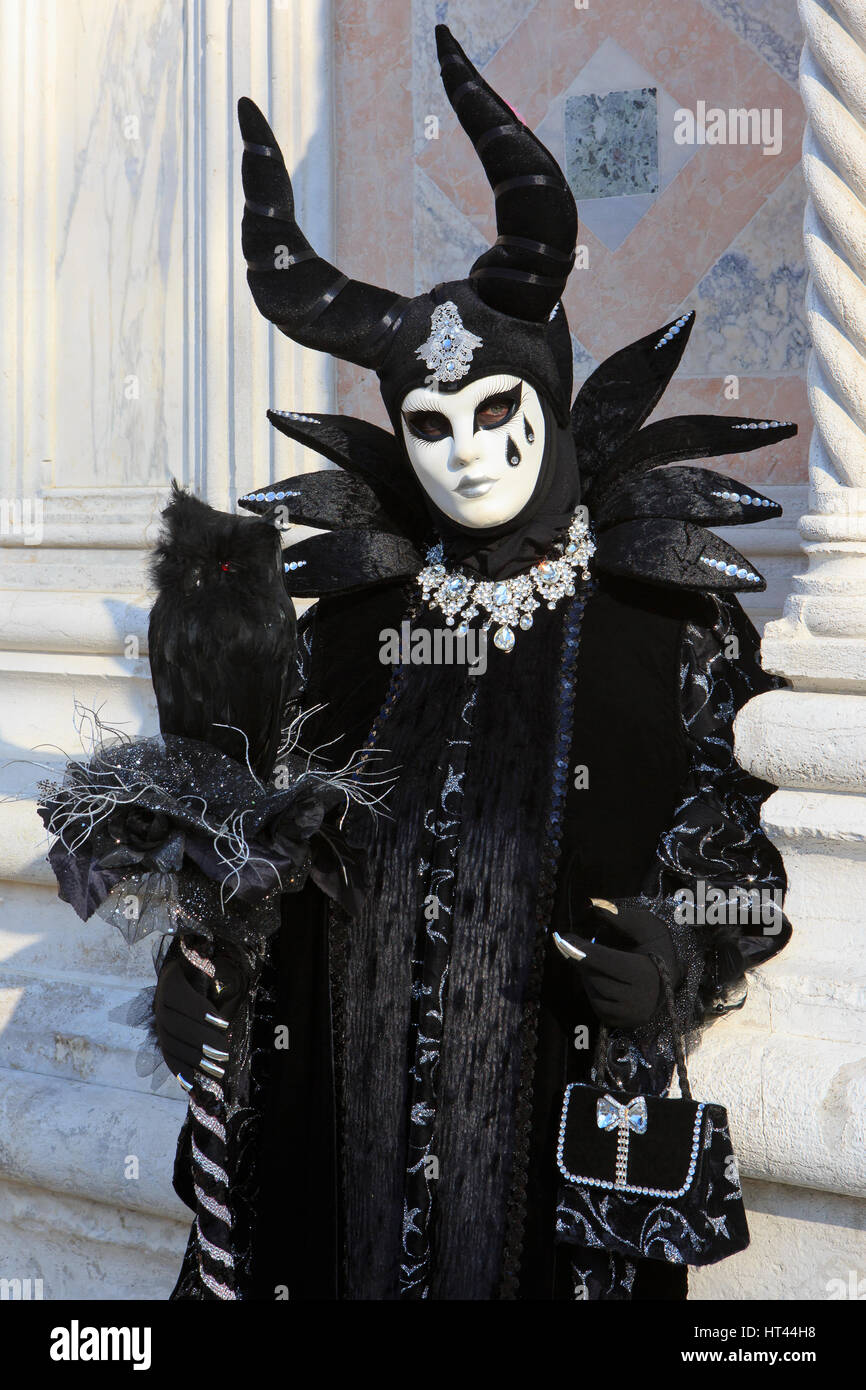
[415,301,483,383]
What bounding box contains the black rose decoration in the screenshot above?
[100,805,184,872]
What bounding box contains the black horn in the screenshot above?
[238,97,409,368]
[435,25,577,323]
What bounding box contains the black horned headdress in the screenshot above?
[239,25,577,428]
[237,24,796,601]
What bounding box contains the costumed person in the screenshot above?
[156,26,796,1301]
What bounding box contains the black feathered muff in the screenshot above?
[38,483,382,945]
[36,483,389,1300]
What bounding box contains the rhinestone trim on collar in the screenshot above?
[417,507,595,654]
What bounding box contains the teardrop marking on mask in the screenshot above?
[523,415,535,445]
[506,434,521,468]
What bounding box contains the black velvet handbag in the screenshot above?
[554,958,750,1267]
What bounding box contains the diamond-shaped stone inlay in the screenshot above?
[565,88,659,200]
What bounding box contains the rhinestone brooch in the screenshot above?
[415,301,483,384]
[417,508,594,654]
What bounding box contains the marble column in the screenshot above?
[689,0,866,1299]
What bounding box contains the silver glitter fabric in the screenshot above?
[190,1100,227,1143]
[401,687,477,1298]
[37,710,385,940]
[194,1184,233,1226]
[623,593,790,1044]
[200,1267,236,1300]
[195,1219,235,1269]
[192,1136,230,1187]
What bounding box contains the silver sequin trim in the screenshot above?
[190,1099,227,1142]
[180,940,215,978]
[197,1074,224,1101]
[194,1183,233,1226]
[192,1136,229,1187]
[199,1264,237,1300]
[196,1218,235,1269]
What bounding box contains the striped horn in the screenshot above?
[435,25,577,323]
[238,97,410,368]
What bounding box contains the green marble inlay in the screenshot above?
[565,88,659,200]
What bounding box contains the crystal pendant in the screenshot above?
[519,614,533,630]
[493,625,515,652]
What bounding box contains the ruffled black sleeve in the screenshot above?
[632,594,791,1033]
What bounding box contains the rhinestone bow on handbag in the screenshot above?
[554,956,751,1267]
[596,1093,648,1189]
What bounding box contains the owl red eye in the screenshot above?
[220,561,231,572]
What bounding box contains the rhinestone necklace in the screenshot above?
[417,508,595,653]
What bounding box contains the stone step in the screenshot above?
[0,1065,188,1221]
[687,1022,866,1199]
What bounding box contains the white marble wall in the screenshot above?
[0,0,335,1300]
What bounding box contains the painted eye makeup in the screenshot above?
[404,410,451,442]
[475,383,522,430]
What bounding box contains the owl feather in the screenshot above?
[148,482,297,781]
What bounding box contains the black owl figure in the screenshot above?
[148,482,296,782]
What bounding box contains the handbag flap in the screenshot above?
[558,1083,708,1197]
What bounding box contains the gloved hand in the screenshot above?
[153,943,245,1088]
[553,899,683,1028]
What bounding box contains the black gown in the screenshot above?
[169,318,795,1301]
[169,570,790,1301]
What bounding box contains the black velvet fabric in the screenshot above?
[166,570,788,1301]
[277,529,423,598]
[261,411,428,534]
[595,517,766,594]
[571,316,695,490]
[239,25,578,412]
[562,579,694,900]
[560,1086,702,1191]
[593,464,782,529]
[326,602,568,1299]
[238,97,410,371]
[240,469,409,536]
[647,594,792,1026]
[597,415,797,497]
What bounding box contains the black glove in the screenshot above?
[153,943,245,1086]
[554,899,683,1029]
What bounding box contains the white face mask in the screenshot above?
[399,374,545,528]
